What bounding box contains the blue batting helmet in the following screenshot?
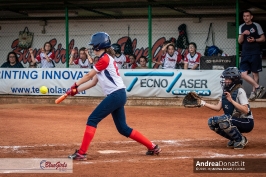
[88,32,111,51]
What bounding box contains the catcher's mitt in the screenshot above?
[182,92,202,108]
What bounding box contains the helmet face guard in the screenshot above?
[88,32,111,51]
[220,78,236,92]
[220,67,242,92]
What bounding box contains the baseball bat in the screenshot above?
[55,89,76,104]
[55,93,68,104]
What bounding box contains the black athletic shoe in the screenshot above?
[255,86,265,99]
[234,136,248,150]
[146,145,162,155]
[227,140,234,148]
[68,150,87,160]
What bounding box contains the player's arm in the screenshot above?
[76,69,97,86]
[253,23,265,43]
[41,48,52,62]
[69,50,75,65]
[183,54,188,69]
[183,62,188,69]
[161,43,171,52]
[255,34,265,43]
[152,60,162,65]
[204,100,222,111]
[238,28,250,44]
[191,64,199,70]
[224,92,249,115]
[238,34,244,44]
[29,48,37,64]
[77,75,98,92]
[85,48,93,64]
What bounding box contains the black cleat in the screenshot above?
[146,145,162,155]
[68,150,87,161]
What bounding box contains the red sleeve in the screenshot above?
[177,52,182,63]
[73,58,79,65]
[48,52,55,60]
[195,52,201,63]
[94,54,109,72]
[36,55,41,62]
[132,63,138,69]
[161,53,166,61]
[125,56,130,63]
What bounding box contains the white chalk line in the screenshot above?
[75,152,266,165]
[0,138,213,150]
[98,150,127,154]
[1,139,266,164]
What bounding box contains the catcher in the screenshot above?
[183,67,254,149]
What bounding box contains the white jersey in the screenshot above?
[219,88,253,119]
[73,58,92,68]
[93,53,126,95]
[161,51,181,69]
[184,52,201,69]
[114,54,126,69]
[36,52,55,68]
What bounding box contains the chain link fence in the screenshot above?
[0,2,261,70]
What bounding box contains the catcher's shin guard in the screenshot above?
[208,116,234,141]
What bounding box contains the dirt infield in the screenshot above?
[0,104,266,177]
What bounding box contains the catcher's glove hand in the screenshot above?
[182,92,205,108]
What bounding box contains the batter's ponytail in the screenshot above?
[105,47,115,58]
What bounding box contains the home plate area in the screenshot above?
[0,104,265,176]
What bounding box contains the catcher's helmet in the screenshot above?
[88,32,111,51]
[111,43,121,54]
[220,67,242,92]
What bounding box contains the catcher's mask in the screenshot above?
[111,43,121,54]
[220,67,242,92]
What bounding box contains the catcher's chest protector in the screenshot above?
[222,89,238,116]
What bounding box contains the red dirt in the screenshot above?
[0,104,265,177]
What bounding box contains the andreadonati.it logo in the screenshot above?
[195,160,245,167]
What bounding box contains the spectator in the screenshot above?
[153,43,182,69]
[69,47,93,68]
[184,42,201,70]
[29,42,55,68]
[29,62,37,68]
[111,43,127,69]
[125,54,138,69]
[1,52,23,68]
[238,10,265,101]
[137,56,148,69]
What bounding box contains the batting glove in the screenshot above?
[67,82,79,96]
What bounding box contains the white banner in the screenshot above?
[0,68,223,98]
[0,158,72,173]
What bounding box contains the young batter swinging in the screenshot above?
[67,32,161,160]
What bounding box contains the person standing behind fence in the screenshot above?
[238,10,265,101]
[184,42,201,70]
[1,52,24,68]
[69,47,93,68]
[29,42,55,68]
